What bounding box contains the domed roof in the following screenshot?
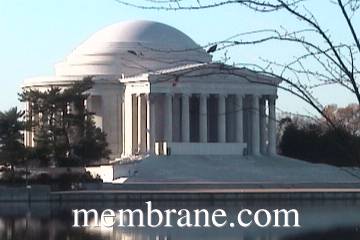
[82,20,200,50]
[55,20,211,77]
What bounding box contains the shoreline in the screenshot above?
[1,183,360,202]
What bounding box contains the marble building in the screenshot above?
[23,20,282,160]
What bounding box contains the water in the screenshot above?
[0,199,360,240]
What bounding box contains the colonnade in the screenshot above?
[133,93,277,156]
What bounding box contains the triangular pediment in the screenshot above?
[120,62,282,87]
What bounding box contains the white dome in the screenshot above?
[55,20,211,77]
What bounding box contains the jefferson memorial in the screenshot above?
[23,20,281,161]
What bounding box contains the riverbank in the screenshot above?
[52,188,360,202]
[2,183,360,202]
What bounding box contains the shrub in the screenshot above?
[0,169,25,184]
[0,170,102,189]
[55,172,102,190]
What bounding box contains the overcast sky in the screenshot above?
[0,0,358,115]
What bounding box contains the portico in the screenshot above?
[121,64,280,157]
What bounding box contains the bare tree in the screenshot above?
[324,103,360,135]
[114,0,360,127]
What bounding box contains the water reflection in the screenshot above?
[0,200,359,240]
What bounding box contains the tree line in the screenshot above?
[278,104,360,166]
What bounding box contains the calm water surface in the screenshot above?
[0,200,360,240]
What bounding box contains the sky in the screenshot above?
[0,0,358,115]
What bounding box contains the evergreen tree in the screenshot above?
[73,116,111,166]
[19,77,110,167]
[0,107,26,179]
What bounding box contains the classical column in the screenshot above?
[181,93,190,142]
[251,95,260,155]
[259,97,267,154]
[137,94,142,153]
[137,94,146,153]
[132,95,138,154]
[268,95,277,155]
[235,94,244,143]
[199,94,208,143]
[164,93,173,143]
[25,101,33,147]
[218,94,226,143]
[146,94,156,154]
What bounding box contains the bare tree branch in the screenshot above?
[114,0,360,125]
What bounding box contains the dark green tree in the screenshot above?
[0,107,26,179]
[19,77,110,167]
[279,117,360,166]
[73,117,111,166]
